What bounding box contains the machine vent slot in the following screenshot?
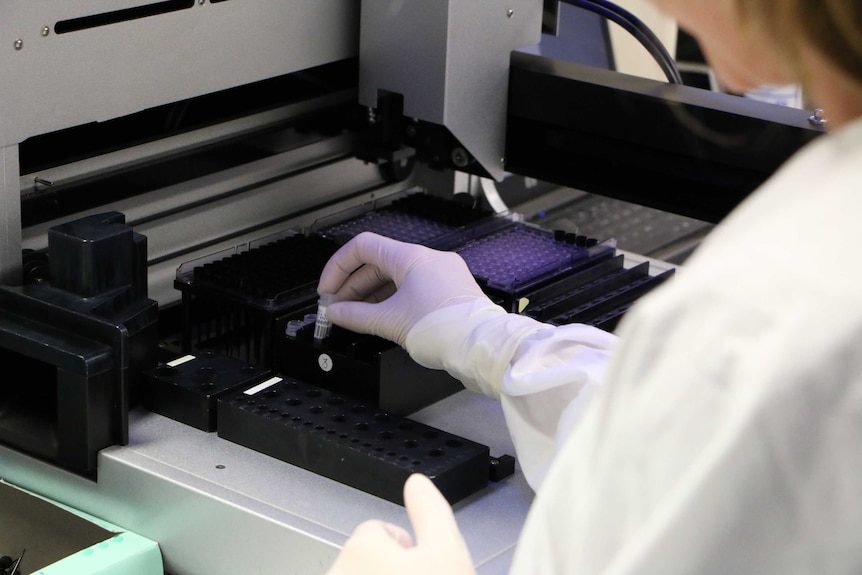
[55,0,195,34]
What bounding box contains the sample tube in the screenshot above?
[313,293,336,341]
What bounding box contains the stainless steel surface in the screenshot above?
[0,391,533,575]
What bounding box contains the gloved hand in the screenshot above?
[317,232,492,347]
[325,473,477,575]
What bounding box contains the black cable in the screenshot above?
[577,0,682,83]
[573,0,683,83]
[559,0,683,84]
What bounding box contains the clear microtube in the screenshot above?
[313,292,336,341]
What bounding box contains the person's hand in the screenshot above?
[317,232,491,346]
[325,473,477,575]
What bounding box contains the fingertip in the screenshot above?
[403,472,451,512]
[405,472,432,492]
[406,472,448,503]
[402,473,463,548]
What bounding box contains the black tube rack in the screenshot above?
[217,375,491,505]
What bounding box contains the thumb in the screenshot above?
[326,301,382,335]
[326,300,410,345]
[403,474,462,547]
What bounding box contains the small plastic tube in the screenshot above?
[285,319,304,338]
[313,293,336,341]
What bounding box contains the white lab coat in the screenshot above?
[406,115,862,574]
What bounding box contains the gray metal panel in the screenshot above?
[0,391,533,575]
[359,0,542,181]
[0,0,358,146]
[0,146,21,285]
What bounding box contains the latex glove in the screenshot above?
[325,473,477,575]
[317,231,492,347]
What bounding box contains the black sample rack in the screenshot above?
[174,232,341,366]
[522,255,675,332]
[275,307,464,416]
[217,374,492,505]
[142,351,271,432]
[139,352,504,505]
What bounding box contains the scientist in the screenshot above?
[320,0,862,573]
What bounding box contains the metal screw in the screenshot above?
[367,107,377,125]
[451,147,469,168]
[808,108,827,127]
[500,156,506,166]
[41,26,50,36]
[13,39,23,50]
[507,9,514,18]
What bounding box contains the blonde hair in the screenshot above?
[735,0,862,87]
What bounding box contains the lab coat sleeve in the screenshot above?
[405,298,618,490]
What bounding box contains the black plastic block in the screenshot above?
[0,211,158,478]
[276,319,464,416]
[489,454,516,482]
[49,211,148,303]
[142,351,270,432]
[217,375,490,505]
[173,233,341,367]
